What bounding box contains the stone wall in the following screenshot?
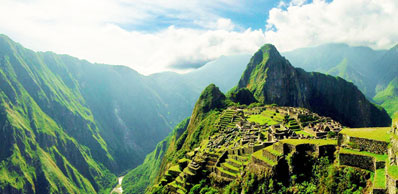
[387,174,398,194]
[273,142,284,154]
[373,188,386,194]
[350,137,388,155]
[338,133,388,155]
[262,149,280,162]
[251,156,274,169]
[339,153,375,172]
[390,137,398,166]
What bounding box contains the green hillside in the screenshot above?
[142,83,394,194]
[236,44,391,127]
[284,43,398,117]
[0,34,202,193]
[122,118,190,194]
[126,43,394,194]
[374,77,398,116]
[0,35,116,193]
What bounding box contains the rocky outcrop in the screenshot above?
[236,44,391,127]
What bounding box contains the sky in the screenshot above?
[0,0,397,75]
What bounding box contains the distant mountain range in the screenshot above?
[284,43,398,116]
[0,35,248,193]
[0,33,396,194]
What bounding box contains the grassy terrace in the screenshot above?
[339,127,391,142]
[295,130,314,137]
[340,148,388,162]
[387,164,398,179]
[227,158,245,166]
[252,149,277,166]
[264,145,283,156]
[222,162,240,172]
[247,110,284,126]
[374,168,386,189]
[217,167,237,177]
[169,165,181,173]
[279,139,337,146]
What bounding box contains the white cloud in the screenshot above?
[265,0,398,51]
[0,0,265,75]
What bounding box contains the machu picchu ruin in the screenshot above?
[148,103,398,194]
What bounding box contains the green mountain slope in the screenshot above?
[142,83,384,194]
[236,44,391,127]
[0,35,116,193]
[122,118,190,194]
[0,34,212,193]
[124,43,393,194]
[374,77,398,116]
[284,43,398,117]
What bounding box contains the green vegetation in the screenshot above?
[122,118,190,194]
[247,109,284,125]
[340,148,388,162]
[0,34,200,193]
[374,168,386,189]
[387,164,398,179]
[295,130,314,137]
[374,76,398,116]
[264,145,282,157]
[252,149,277,166]
[279,139,337,146]
[339,127,391,142]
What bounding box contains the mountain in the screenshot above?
[283,43,398,117]
[122,84,229,193]
[123,43,392,194]
[0,34,204,193]
[0,34,252,193]
[140,83,393,194]
[122,118,190,194]
[374,77,398,116]
[374,44,398,89]
[236,44,391,127]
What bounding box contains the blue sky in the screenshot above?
[0,0,397,75]
[123,0,280,32]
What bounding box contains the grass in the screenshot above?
[169,165,181,173]
[222,162,240,172]
[217,167,238,177]
[183,168,195,176]
[387,164,398,179]
[339,127,391,142]
[374,168,386,189]
[280,139,337,146]
[247,110,284,126]
[340,148,387,162]
[227,158,244,166]
[295,130,314,137]
[264,145,283,156]
[252,149,277,166]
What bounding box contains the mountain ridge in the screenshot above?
[236,44,391,127]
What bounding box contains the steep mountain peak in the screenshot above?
[236,45,391,127]
[255,43,283,64]
[194,84,226,114]
[237,44,290,94]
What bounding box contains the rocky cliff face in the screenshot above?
[237,44,391,127]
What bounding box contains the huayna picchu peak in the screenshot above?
[236,44,391,128]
